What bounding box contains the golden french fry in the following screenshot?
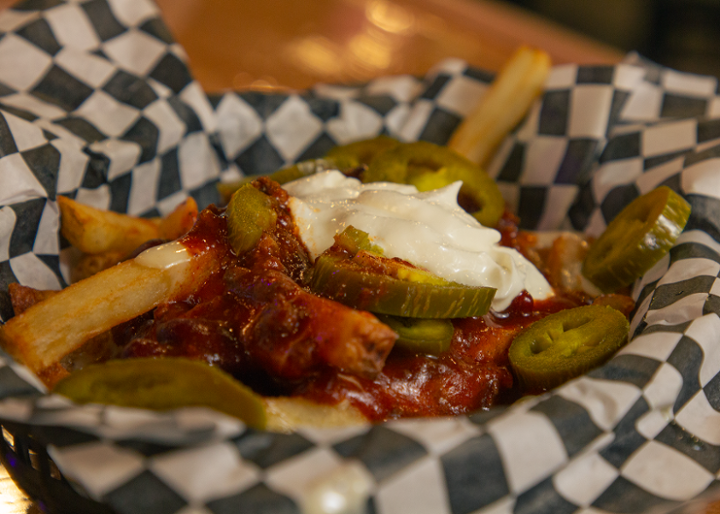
[63,198,199,282]
[158,197,198,241]
[70,250,126,283]
[448,46,551,166]
[263,397,367,432]
[58,196,160,255]
[59,196,199,262]
[0,244,221,385]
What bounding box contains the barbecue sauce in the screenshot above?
[116,182,589,422]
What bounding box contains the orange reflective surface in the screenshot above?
[155,0,623,91]
[0,465,37,514]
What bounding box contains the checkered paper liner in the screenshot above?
[0,1,720,513]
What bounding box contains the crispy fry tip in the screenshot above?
[448,45,551,167]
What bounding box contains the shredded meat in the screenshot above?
[120,180,397,390]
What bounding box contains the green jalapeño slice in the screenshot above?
[324,135,401,170]
[310,226,496,318]
[583,186,691,293]
[218,136,401,203]
[226,183,277,254]
[508,305,630,392]
[217,158,337,204]
[377,315,454,355]
[363,141,505,227]
[54,358,267,429]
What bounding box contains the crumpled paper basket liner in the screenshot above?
[0,1,719,513]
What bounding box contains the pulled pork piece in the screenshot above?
[226,266,397,381]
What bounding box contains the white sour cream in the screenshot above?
[135,240,191,269]
[284,170,552,312]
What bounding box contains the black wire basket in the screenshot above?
[0,420,113,514]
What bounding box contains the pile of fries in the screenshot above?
[61,196,199,283]
[0,47,553,429]
[4,197,202,384]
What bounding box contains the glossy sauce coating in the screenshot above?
[117,184,588,422]
[296,291,583,420]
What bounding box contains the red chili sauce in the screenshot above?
[115,179,588,422]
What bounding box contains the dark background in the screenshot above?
[505,0,720,77]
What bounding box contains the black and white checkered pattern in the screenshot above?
[0,0,221,321]
[621,52,720,122]
[569,116,720,236]
[395,59,648,230]
[489,63,648,231]
[209,73,423,186]
[1,1,720,513]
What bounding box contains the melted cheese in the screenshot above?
[135,240,191,269]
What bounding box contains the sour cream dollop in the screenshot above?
[283,170,552,311]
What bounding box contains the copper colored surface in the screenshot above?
[0,465,37,514]
[0,0,717,512]
[155,0,623,91]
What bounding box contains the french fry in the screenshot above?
[263,397,367,432]
[58,196,161,255]
[0,244,221,386]
[158,197,198,240]
[65,198,199,283]
[70,250,126,283]
[58,197,199,256]
[448,46,551,166]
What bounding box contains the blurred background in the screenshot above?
[4,0,713,91]
[143,0,720,92]
[505,0,720,77]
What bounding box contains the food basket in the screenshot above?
[1,1,720,513]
